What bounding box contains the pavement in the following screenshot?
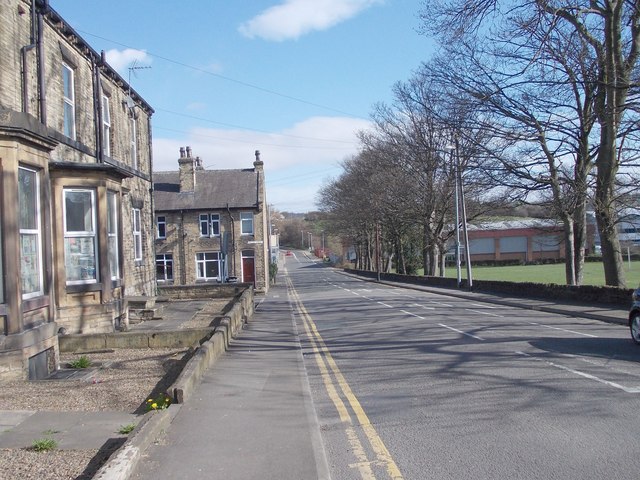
[0,270,632,479]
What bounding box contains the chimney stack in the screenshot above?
[178,146,196,192]
[253,149,263,171]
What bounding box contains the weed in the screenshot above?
[31,437,57,452]
[118,423,136,435]
[68,356,92,369]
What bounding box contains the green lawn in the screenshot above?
[439,261,640,287]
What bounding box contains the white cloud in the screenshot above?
[152,116,371,171]
[104,48,152,75]
[152,116,372,212]
[239,0,382,41]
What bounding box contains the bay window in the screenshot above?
[19,167,43,298]
[64,189,98,284]
[107,191,119,280]
[133,208,142,261]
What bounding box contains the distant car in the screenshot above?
[629,288,640,344]
[285,250,293,256]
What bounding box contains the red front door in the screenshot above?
[242,257,255,285]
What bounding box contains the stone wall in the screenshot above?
[345,268,634,307]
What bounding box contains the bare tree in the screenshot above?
[421,0,640,286]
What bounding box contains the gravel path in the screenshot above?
[0,298,230,479]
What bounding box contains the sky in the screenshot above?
[49,0,436,212]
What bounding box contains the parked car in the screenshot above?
[629,287,640,344]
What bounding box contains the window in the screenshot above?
[62,63,76,139]
[196,252,220,280]
[19,167,43,298]
[156,254,173,281]
[240,212,253,235]
[130,116,137,169]
[102,94,111,156]
[107,191,119,279]
[157,216,166,239]
[133,208,142,261]
[64,189,98,284]
[199,213,220,237]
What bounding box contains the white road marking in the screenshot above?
[378,302,394,308]
[438,323,485,341]
[400,310,425,319]
[409,303,435,310]
[469,303,497,308]
[515,351,640,393]
[527,322,598,338]
[467,308,503,317]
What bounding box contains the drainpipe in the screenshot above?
[179,210,186,285]
[36,0,48,124]
[148,115,157,295]
[226,203,236,276]
[91,56,102,161]
[95,51,108,163]
[20,1,37,114]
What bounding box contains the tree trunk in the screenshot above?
[572,199,587,285]
[562,216,576,285]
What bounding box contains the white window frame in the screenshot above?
[19,166,44,298]
[199,213,220,237]
[196,252,220,281]
[156,253,173,282]
[102,94,111,157]
[133,208,142,261]
[62,63,76,140]
[130,116,137,169]
[107,191,119,280]
[157,215,166,239]
[63,188,98,285]
[240,212,254,235]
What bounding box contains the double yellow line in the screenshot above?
[286,275,404,480]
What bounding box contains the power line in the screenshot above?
[155,108,358,145]
[154,126,359,150]
[76,30,366,119]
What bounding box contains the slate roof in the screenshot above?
[153,168,259,211]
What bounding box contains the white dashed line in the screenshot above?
[515,351,640,393]
[438,323,485,341]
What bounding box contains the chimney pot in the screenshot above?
[186,146,192,158]
[179,147,185,158]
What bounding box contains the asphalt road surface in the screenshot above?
[285,252,640,480]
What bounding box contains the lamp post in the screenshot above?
[454,136,473,289]
[301,230,304,249]
[308,232,313,252]
[445,144,462,287]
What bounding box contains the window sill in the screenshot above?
[66,283,102,294]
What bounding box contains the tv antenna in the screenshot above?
[125,60,152,110]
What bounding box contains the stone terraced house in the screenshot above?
[154,148,271,293]
[0,0,156,379]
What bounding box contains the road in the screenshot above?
[285,252,640,480]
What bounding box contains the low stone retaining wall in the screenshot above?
[158,284,251,300]
[345,268,634,307]
[58,328,215,352]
